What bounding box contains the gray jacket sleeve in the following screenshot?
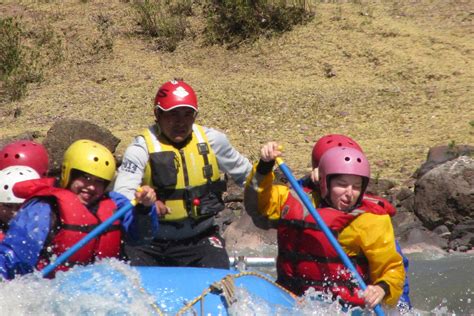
[113,136,149,200]
[204,127,252,187]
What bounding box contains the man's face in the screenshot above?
[156,107,197,143]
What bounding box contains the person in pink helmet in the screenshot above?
[0,140,49,177]
[244,142,405,312]
[114,79,252,269]
[307,134,412,311]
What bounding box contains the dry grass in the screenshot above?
[0,0,472,183]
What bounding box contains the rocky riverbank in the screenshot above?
[3,119,471,254]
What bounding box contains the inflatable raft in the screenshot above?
[57,262,297,315]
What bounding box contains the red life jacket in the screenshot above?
[276,187,389,307]
[362,194,396,217]
[13,178,122,276]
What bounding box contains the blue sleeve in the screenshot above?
[0,199,52,280]
[108,191,159,245]
[395,240,412,309]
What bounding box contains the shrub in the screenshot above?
[92,13,115,55]
[0,18,23,80]
[203,0,314,48]
[0,17,43,102]
[132,0,192,52]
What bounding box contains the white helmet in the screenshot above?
[0,166,40,203]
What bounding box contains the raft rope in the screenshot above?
[175,271,299,315]
[109,263,166,316]
[126,268,299,315]
[136,286,165,316]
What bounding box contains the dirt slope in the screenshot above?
[1,0,472,181]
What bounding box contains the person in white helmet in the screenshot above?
[0,166,41,240]
[0,139,159,280]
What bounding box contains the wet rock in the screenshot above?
[433,225,451,238]
[414,156,474,230]
[43,119,120,176]
[448,233,474,252]
[451,219,474,239]
[449,220,474,250]
[400,227,448,252]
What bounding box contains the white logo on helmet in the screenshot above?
[173,86,189,98]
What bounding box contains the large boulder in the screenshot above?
[43,119,120,176]
[414,156,474,230]
[414,144,474,179]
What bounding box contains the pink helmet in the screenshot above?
[154,79,198,112]
[312,134,362,168]
[318,146,370,199]
[0,140,49,177]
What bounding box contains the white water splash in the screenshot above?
[0,255,472,315]
[0,259,156,315]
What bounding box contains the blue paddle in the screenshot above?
[275,157,385,316]
[41,196,139,278]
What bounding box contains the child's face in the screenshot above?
[328,174,363,211]
[0,203,20,225]
[68,173,106,206]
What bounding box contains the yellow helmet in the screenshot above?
[60,139,116,188]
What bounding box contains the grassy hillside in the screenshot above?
[1,0,472,182]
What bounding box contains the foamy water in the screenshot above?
[0,253,472,315]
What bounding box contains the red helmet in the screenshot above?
[0,140,49,177]
[312,134,362,168]
[318,147,370,199]
[154,79,198,112]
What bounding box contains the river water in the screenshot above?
[408,252,473,315]
[0,251,472,315]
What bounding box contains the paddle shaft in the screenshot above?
[275,158,385,316]
[41,199,138,278]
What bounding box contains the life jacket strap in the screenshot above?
[61,224,121,234]
[279,250,368,265]
[158,180,227,201]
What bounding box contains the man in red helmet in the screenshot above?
[114,79,252,268]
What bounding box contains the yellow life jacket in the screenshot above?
[141,124,226,221]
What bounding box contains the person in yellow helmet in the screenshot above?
[0,140,158,280]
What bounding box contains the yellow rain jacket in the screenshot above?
[244,163,405,306]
